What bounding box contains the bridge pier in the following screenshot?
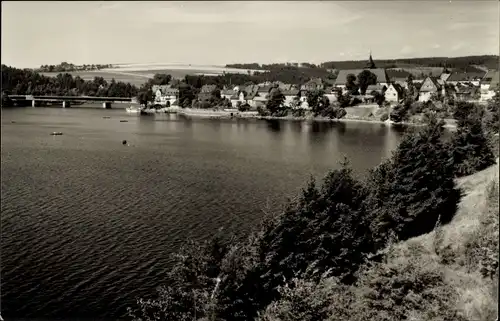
[32,100,36,108]
[102,102,112,109]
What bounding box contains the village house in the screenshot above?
[384,83,404,103]
[453,83,479,102]
[446,71,485,86]
[418,76,444,102]
[282,89,300,107]
[152,85,179,106]
[229,84,260,108]
[221,89,235,100]
[334,54,389,94]
[301,78,324,91]
[323,87,338,104]
[480,70,499,102]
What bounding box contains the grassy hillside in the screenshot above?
[384,160,499,320]
[40,71,151,86]
[258,160,499,321]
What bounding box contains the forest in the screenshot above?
[227,55,499,72]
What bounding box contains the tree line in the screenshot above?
[127,99,498,321]
[37,62,112,72]
[1,65,138,101]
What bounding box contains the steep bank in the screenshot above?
[386,160,499,320]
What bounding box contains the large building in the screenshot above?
[334,53,389,92]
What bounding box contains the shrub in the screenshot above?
[379,112,389,122]
[291,108,306,118]
[349,248,467,321]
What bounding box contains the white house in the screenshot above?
[418,77,444,102]
[480,70,499,102]
[152,85,179,106]
[385,83,404,103]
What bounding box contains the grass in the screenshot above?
[388,159,499,321]
[40,71,151,86]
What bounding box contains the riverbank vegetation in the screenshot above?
[128,104,498,320]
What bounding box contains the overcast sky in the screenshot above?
[2,1,499,68]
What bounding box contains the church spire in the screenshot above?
[366,50,376,69]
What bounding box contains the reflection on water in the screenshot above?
[0,108,408,320]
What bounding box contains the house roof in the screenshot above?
[152,85,179,95]
[419,76,442,92]
[334,68,388,86]
[200,84,217,93]
[198,92,212,101]
[282,89,300,96]
[440,73,452,81]
[482,70,499,84]
[488,71,499,91]
[389,83,404,95]
[386,69,411,80]
[258,85,272,93]
[366,84,385,92]
[447,71,486,82]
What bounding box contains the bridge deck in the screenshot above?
[8,95,133,102]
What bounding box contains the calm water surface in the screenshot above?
[1,107,405,320]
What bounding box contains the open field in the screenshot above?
[40,71,151,86]
[40,63,264,85]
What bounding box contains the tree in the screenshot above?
[483,90,499,135]
[128,234,231,321]
[357,70,377,95]
[449,103,496,177]
[406,74,415,101]
[266,87,285,115]
[345,74,359,95]
[179,83,197,108]
[389,103,409,123]
[306,89,328,116]
[151,73,172,85]
[367,117,461,248]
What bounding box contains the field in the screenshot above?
[40,70,151,86]
[40,64,262,86]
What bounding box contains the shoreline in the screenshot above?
[176,108,458,129]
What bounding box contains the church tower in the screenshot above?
[366,50,376,69]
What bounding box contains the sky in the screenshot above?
[2,1,499,68]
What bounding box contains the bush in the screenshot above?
[291,108,306,117]
[257,106,270,116]
[349,248,467,321]
[378,112,388,122]
[238,103,251,112]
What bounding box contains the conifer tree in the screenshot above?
[450,103,496,177]
[368,116,461,247]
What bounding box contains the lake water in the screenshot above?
[0,107,405,320]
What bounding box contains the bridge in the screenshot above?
[8,95,136,108]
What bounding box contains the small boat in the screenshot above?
[103,116,111,119]
[119,120,128,122]
[50,132,63,136]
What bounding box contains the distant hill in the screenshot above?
[226,55,499,72]
[320,55,499,71]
